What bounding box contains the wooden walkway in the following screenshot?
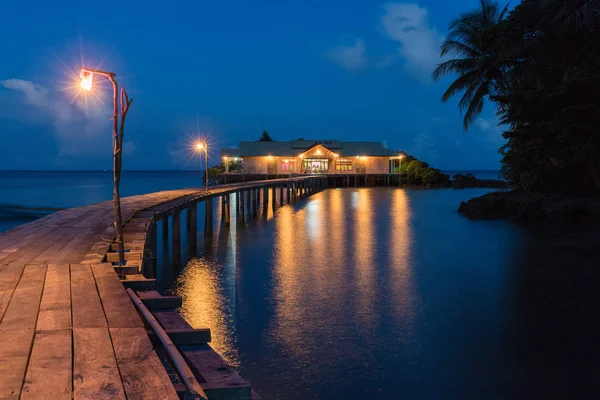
[0,176,323,399]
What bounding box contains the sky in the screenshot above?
[0,0,508,170]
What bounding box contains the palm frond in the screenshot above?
[440,70,480,103]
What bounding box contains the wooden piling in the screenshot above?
[162,216,169,268]
[186,205,197,256]
[145,221,157,278]
[262,185,269,211]
[172,211,181,269]
[204,199,213,238]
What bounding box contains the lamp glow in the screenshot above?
[196,143,204,151]
[80,69,93,91]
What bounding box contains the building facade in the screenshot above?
[220,140,402,174]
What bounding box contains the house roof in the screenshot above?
[220,140,398,157]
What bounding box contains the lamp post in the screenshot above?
[80,68,132,273]
[195,141,209,193]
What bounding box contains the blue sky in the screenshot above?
[0,0,507,170]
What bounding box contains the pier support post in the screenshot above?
[221,195,230,226]
[186,204,197,257]
[272,185,277,211]
[263,185,269,212]
[279,185,283,206]
[239,191,245,222]
[204,199,213,238]
[162,216,169,269]
[172,211,181,269]
[144,221,157,278]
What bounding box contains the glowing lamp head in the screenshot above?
[80,69,93,91]
[196,142,205,151]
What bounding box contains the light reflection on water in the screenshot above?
[172,258,240,368]
[171,187,600,400]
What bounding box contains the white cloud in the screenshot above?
[327,39,368,72]
[476,117,505,144]
[1,78,113,158]
[380,3,444,80]
[123,140,136,156]
[476,117,493,132]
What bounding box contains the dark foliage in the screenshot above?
[395,154,451,185]
[435,0,600,194]
[259,131,273,141]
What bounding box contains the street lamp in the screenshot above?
[80,67,132,272]
[195,141,209,193]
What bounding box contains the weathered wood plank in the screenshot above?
[36,264,71,331]
[138,290,182,309]
[0,264,25,323]
[180,344,252,398]
[91,264,143,328]
[20,329,72,400]
[0,264,46,330]
[148,328,211,346]
[70,264,107,328]
[0,328,35,400]
[110,327,179,400]
[73,328,126,400]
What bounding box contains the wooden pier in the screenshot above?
[0,175,327,400]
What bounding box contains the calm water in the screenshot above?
[167,188,600,400]
[3,171,599,399]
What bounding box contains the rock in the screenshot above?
[458,191,600,221]
[452,173,509,189]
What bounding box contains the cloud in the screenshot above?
[123,140,136,156]
[1,78,112,158]
[476,117,505,144]
[327,39,368,72]
[380,3,444,80]
[410,132,439,162]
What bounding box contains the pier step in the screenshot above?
[148,328,211,346]
[123,232,146,241]
[151,308,252,400]
[111,241,145,251]
[106,251,142,262]
[120,274,156,290]
[112,264,140,275]
[139,290,182,309]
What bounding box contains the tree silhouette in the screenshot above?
[259,131,273,141]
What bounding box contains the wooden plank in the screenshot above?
[0,264,25,322]
[138,290,182,309]
[91,264,144,328]
[110,327,179,400]
[36,264,71,331]
[106,251,141,262]
[0,328,35,400]
[180,344,252,397]
[148,328,211,346]
[73,328,126,400]
[0,264,46,330]
[20,329,72,400]
[153,310,194,330]
[70,264,107,328]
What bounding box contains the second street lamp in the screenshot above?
[80,68,132,274]
[195,141,209,193]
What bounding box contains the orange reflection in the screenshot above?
[353,189,376,326]
[389,189,417,323]
[173,258,240,368]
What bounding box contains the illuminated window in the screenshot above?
[336,160,353,171]
[281,162,290,171]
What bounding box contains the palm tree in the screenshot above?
[433,0,510,130]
